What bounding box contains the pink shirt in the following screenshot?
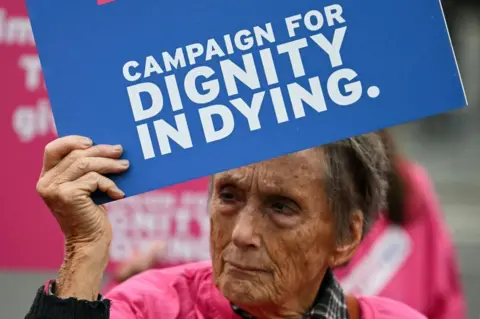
[106,261,425,319]
[333,163,466,319]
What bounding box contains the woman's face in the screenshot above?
[209,149,340,309]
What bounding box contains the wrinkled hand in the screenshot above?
[114,241,167,282]
[36,135,129,246]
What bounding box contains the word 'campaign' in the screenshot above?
[122,4,380,159]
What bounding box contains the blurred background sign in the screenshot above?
[1,0,211,271]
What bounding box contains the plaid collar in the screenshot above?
[231,269,349,319]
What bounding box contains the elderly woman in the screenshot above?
[104,130,467,319]
[26,133,425,319]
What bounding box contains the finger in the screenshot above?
[72,171,125,200]
[53,144,124,176]
[129,243,165,275]
[145,242,167,267]
[60,157,130,183]
[114,261,139,282]
[114,243,164,282]
[42,136,93,174]
[114,251,145,282]
[49,173,124,216]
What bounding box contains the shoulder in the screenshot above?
[107,260,214,292]
[402,160,434,192]
[396,160,456,249]
[358,296,427,319]
[105,261,216,318]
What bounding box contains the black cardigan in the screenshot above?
[25,281,110,319]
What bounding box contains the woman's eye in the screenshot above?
[268,196,300,216]
[272,202,287,212]
[218,190,235,202]
[271,201,295,215]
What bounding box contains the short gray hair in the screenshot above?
[322,133,389,244]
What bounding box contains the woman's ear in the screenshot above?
[328,210,363,268]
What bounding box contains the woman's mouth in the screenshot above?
[224,261,268,273]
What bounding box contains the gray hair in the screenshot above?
[322,133,389,244]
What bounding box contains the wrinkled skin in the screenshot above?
[209,149,363,318]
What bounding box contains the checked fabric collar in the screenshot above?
[231,268,349,319]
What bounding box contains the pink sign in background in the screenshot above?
[1,0,210,271]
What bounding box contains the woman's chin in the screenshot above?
[217,275,268,306]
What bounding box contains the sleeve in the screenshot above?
[358,296,427,319]
[102,279,120,296]
[423,206,467,319]
[411,166,467,319]
[25,280,111,319]
[104,269,182,319]
[26,266,197,319]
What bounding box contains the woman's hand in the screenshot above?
[114,241,167,283]
[36,135,130,300]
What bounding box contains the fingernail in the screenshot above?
[114,187,125,197]
[113,144,123,152]
[82,138,93,147]
[119,159,130,167]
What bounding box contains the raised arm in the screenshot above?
[25,136,129,319]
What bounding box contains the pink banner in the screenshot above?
[105,179,209,271]
[1,0,210,271]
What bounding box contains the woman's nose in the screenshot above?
[231,208,261,249]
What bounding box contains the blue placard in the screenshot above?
[25,0,466,204]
